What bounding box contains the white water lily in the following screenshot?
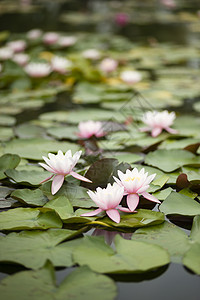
[43,32,59,45]
[51,56,72,74]
[120,70,142,84]
[27,29,42,40]
[114,168,160,211]
[24,62,52,77]
[82,49,101,60]
[7,40,26,53]
[99,58,118,73]
[140,110,178,137]
[0,47,13,60]
[39,150,92,195]
[57,36,77,47]
[12,53,29,66]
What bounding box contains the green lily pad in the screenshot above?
[11,188,48,206]
[132,221,190,263]
[183,243,200,275]
[5,169,50,186]
[74,235,170,274]
[0,229,82,269]
[0,127,14,141]
[0,114,16,126]
[0,153,21,179]
[152,187,173,201]
[159,191,200,216]
[145,149,200,172]
[46,126,78,140]
[0,263,117,300]
[44,196,74,220]
[14,124,45,139]
[0,207,63,231]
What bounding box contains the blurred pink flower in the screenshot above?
[120,70,142,84]
[43,32,59,45]
[57,36,77,47]
[0,47,13,60]
[51,56,72,74]
[82,49,101,60]
[27,29,42,40]
[114,168,160,212]
[77,121,105,139]
[39,150,91,195]
[99,58,118,73]
[7,40,26,53]
[161,0,176,8]
[81,183,130,223]
[115,13,129,26]
[12,53,29,66]
[140,110,178,137]
[24,62,52,77]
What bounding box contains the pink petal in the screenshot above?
[106,209,120,223]
[151,127,162,137]
[39,162,55,173]
[40,174,54,184]
[70,171,92,183]
[81,208,103,217]
[118,206,132,213]
[142,192,161,203]
[139,127,149,132]
[165,127,178,134]
[127,194,139,211]
[51,175,65,195]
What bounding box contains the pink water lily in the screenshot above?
[99,58,118,73]
[140,110,178,137]
[39,150,92,195]
[77,121,105,139]
[113,168,160,212]
[81,183,131,223]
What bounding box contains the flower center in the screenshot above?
[125,176,140,182]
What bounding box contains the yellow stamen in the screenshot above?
[125,176,140,182]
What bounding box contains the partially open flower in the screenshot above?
[77,121,105,139]
[43,32,59,45]
[120,70,142,84]
[140,110,178,137]
[0,47,13,60]
[82,49,101,60]
[99,58,118,73]
[39,150,92,195]
[57,36,77,47]
[7,40,26,53]
[81,183,130,223]
[51,56,72,74]
[114,168,160,212]
[24,62,52,77]
[12,53,29,66]
[27,29,43,40]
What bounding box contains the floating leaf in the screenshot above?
[11,188,48,206]
[0,114,16,126]
[5,169,50,186]
[0,153,20,179]
[14,124,45,139]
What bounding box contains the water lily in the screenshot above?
[77,121,105,139]
[27,29,43,40]
[7,40,26,53]
[39,150,92,195]
[99,58,118,73]
[140,110,178,137]
[82,49,101,60]
[81,183,130,223]
[12,53,29,66]
[115,13,129,26]
[57,36,77,47]
[120,70,142,84]
[24,62,52,77]
[113,168,160,211]
[51,56,72,74]
[0,47,13,60]
[43,32,59,45]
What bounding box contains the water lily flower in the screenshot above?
[7,40,26,53]
[77,121,106,139]
[99,58,118,73]
[113,168,160,212]
[161,0,176,8]
[12,53,29,66]
[140,110,178,137]
[27,29,43,40]
[51,56,72,74]
[0,47,13,60]
[81,183,130,223]
[43,32,59,45]
[57,36,77,47]
[120,70,142,84]
[39,150,92,195]
[24,62,52,77]
[115,13,129,26]
[82,49,101,60]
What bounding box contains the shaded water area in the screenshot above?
[0,0,200,299]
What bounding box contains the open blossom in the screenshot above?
[39,150,91,195]
[115,13,129,26]
[43,32,59,45]
[114,168,160,212]
[24,62,52,77]
[99,58,118,73]
[81,183,130,223]
[120,70,142,84]
[51,56,72,74]
[82,49,101,60]
[12,53,29,66]
[140,110,178,137]
[77,121,105,139]
[0,47,13,60]
[7,40,26,53]
[27,29,42,40]
[57,36,77,47]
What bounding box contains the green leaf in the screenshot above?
[145,149,200,172]
[0,114,16,126]
[0,207,63,230]
[190,215,200,243]
[15,124,45,139]
[11,188,48,206]
[44,196,74,220]
[132,221,190,263]
[0,153,21,179]
[0,263,117,300]
[46,126,78,140]
[5,169,50,186]
[0,230,83,269]
[159,191,200,216]
[183,243,200,275]
[74,235,170,273]
[0,127,14,141]
[152,187,173,201]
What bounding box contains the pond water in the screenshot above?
[0,0,200,299]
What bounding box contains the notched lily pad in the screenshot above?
[0,153,21,179]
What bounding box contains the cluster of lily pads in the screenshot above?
[0,6,200,298]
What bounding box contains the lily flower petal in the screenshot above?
[81,208,103,217]
[106,209,120,223]
[52,174,65,195]
[70,171,92,183]
[142,192,160,203]
[127,194,139,211]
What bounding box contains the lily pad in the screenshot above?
[0,153,21,179]
[5,169,50,186]
[11,188,48,206]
